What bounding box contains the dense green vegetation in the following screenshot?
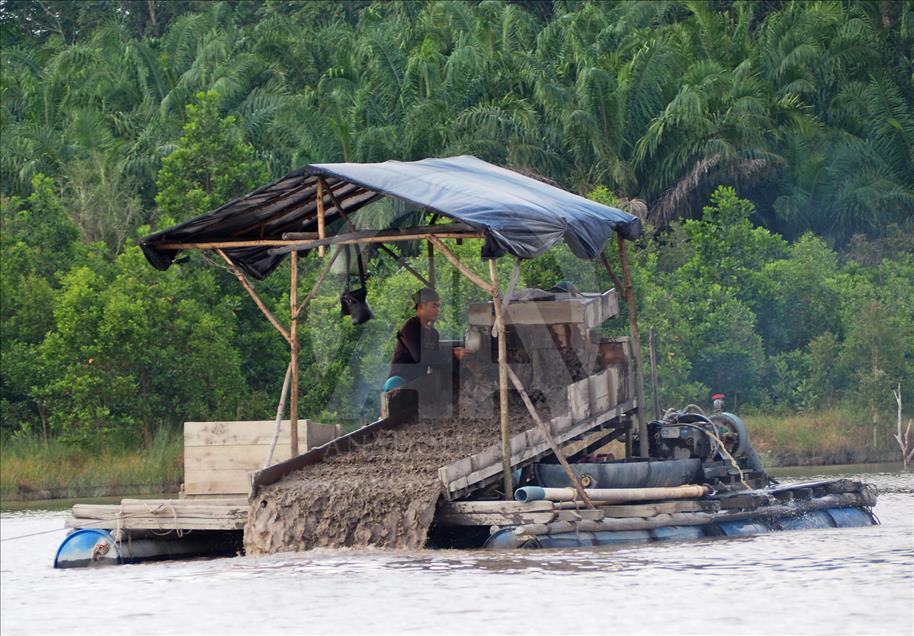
[2,1,912,468]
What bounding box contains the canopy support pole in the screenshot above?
[264,362,293,469]
[427,241,436,289]
[427,238,511,497]
[488,259,514,501]
[505,365,595,509]
[615,234,648,458]
[289,251,300,457]
[427,237,495,294]
[295,246,342,319]
[215,249,291,345]
[316,180,326,257]
[378,244,432,288]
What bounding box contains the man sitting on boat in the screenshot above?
[385,288,466,409]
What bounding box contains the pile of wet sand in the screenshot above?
[244,414,528,554]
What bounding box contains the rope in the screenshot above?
[0,506,163,543]
[1,501,198,544]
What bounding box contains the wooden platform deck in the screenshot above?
[438,479,876,535]
[66,498,248,534]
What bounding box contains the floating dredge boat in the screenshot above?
[55,157,877,567]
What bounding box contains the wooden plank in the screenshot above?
[67,517,245,531]
[468,291,618,328]
[119,498,247,506]
[444,501,554,514]
[184,420,341,447]
[180,493,249,500]
[596,500,716,517]
[588,369,610,414]
[438,500,556,526]
[555,509,605,522]
[568,378,591,423]
[441,399,637,499]
[184,469,253,496]
[185,445,286,471]
[437,510,555,526]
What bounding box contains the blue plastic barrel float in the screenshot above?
[483,506,877,549]
[54,529,122,568]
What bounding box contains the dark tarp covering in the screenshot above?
[142,155,642,280]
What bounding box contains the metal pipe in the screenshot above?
[515,484,710,503]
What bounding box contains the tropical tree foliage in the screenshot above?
[1,1,912,447]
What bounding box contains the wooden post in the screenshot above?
[316,180,326,257]
[649,326,661,420]
[617,234,649,458]
[428,236,495,294]
[295,245,342,318]
[215,249,291,345]
[264,362,293,468]
[427,240,436,289]
[488,259,513,500]
[505,366,595,509]
[289,251,300,457]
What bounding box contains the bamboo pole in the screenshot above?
[264,362,293,468]
[428,236,496,294]
[616,234,648,458]
[316,179,326,257]
[215,249,291,345]
[150,226,480,252]
[378,244,432,288]
[649,326,661,420]
[505,366,595,509]
[295,245,342,319]
[270,228,480,256]
[290,251,300,457]
[488,259,513,500]
[427,240,436,288]
[600,252,624,291]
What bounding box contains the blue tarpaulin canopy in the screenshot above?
[142,156,642,280]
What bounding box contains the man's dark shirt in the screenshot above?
[389,316,450,382]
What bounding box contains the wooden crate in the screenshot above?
[468,289,618,328]
[183,420,342,496]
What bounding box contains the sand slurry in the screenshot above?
[244,414,527,554]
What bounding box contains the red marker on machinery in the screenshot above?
[712,393,725,414]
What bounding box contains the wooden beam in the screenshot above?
[264,362,293,468]
[505,365,595,509]
[281,232,320,240]
[215,249,291,345]
[154,239,316,249]
[295,244,343,319]
[429,236,496,295]
[427,240,436,288]
[489,259,513,501]
[616,234,648,458]
[316,179,326,257]
[289,252,300,457]
[271,225,480,256]
[600,252,624,291]
[378,244,432,287]
[649,326,661,420]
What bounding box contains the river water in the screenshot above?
[2,465,912,635]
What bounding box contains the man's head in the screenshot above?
[413,287,441,325]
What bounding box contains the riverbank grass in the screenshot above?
[745,408,898,467]
[0,429,182,501]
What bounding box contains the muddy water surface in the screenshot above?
[2,467,912,635]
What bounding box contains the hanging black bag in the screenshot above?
[340,245,373,325]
